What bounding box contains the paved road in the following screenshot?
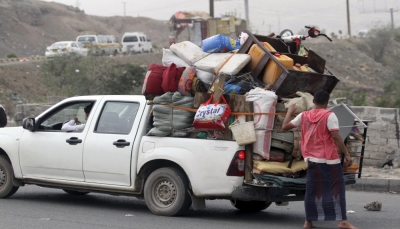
[1,185,399,229]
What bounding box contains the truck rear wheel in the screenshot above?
[144,167,192,216]
[230,200,272,213]
[0,156,19,198]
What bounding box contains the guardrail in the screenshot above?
[0,56,47,63]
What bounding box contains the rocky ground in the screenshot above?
[361,166,400,180]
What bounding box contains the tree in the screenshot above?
[365,23,393,62]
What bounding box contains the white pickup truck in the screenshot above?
[0,95,319,216]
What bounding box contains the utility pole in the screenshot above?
[209,0,214,18]
[122,2,126,17]
[244,0,249,28]
[390,8,395,29]
[347,0,352,37]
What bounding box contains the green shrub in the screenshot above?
[6,53,17,58]
[41,54,145,96]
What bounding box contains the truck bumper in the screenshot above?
[231,186,305,202]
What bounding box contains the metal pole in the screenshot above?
[209,0,214,18]
[123,2,126,16]
[347,0,351,37]
[391,8,395,29]
[244,0,249,28]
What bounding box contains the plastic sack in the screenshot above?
[239,32,249,45]
[283,91,314,113]
[246,88,278,160]
[193,94,231,130]
[202,34,240,53]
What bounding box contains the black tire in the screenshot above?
[278,29,294,38]
[113,50,118,56]
[230,200,272,213]
[144,167,192,216]
[0,156,19,198]
[62,189,90,195]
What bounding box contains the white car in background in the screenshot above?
[45,41,88,57]
[121,32,153,54]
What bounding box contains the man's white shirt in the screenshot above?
[61,120,85,132]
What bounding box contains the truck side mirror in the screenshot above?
[22,118,36,132]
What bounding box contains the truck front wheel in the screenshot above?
[0,156,19,198]
[144,167,192,216]
[230,200,272,213]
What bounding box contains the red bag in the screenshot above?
[193,94,231,130]
[162,63,185,93]
[142,64,167,95]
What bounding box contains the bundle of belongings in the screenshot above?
[141,31,356,187]
[143,36,256,138]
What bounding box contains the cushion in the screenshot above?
[253,160,307,174]
[162,63,185,93]
[178,66,196,96]
[170,41,208,65]
[142,64,167,95]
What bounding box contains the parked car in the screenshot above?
[45,41,88,57]
[76,35,121,56]
[121,32,153,54]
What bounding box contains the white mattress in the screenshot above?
[194,53,251,75]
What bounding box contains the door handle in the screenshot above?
[66,137,82,145]
[113,139,130,148]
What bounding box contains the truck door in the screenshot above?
[82,100,143,186]
[19,101,96,181]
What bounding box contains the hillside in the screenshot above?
[0,0,170,58]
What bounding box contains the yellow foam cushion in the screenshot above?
[254,160,307,174]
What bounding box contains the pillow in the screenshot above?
[178,66,196,96]
[253,160,307,174]
[142,64,167,95]
[162,63,185,93]
[162,48,190,68]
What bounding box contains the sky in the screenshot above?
[41,0,400,36]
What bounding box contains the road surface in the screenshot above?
[0,185,399,229]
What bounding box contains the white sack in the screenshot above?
[253,130,274,160]
[170,41,208,65]
[283,91,314,113]
[246,88,277,160]
[246,88,278,130]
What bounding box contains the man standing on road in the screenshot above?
[282,90,360,229]
[0,104,7,128]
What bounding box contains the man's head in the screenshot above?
[84,104,93,120]
[313,90,330,107]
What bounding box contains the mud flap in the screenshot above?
[188,191,206,210]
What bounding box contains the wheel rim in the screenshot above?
[0,165,6,188]
[152,179,177,208]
